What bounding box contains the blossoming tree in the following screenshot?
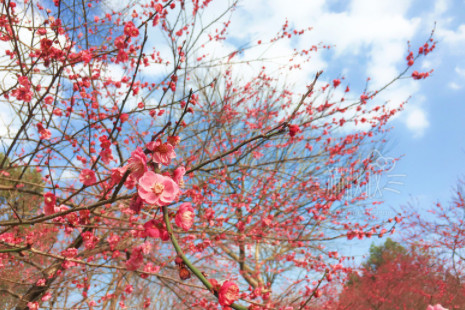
[400,180,465,302]
[329,239,465,310]
[0,0,436,309]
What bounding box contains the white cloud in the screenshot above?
[102,63,126,81]
[456,66,465,76]
[210,0,425,135]
[143,0,448,141]
[437,25,465,45]
[0,4,69,143]
[449,82,463,89]
[405,107,429,136]
[422,60,432,69]
[434,0,450,14]
[0,109,17,138]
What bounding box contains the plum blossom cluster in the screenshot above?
[39,136,213,298]
[113,20,142,64]
[412,69,434,80]
[45,137,193,234]
[11,75,33,102]
[407,39,437,79]
[205,279,240,310]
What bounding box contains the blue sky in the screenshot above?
[382,0,465,207]
[210,0,465,257]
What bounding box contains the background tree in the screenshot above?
[333,239,465,310]
[400,180,465,306]
[364,237,407,271]
[0,153,45,308]
[0,153,44,218]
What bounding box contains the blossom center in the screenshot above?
[225,286,239,300]
[156,144,169,153]
[182,211,194,223]
[152,182,164,194]
[129,161,143,171]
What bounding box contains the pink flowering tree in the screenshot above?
[0,0,436,309]
[400,179,465,294]
[324,239,465,310]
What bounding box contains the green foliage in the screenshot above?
[0,153,44,220]
[364,238,408,271]
[346,238,408,286]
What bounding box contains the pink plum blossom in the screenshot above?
[41,292,52,301]
[44,204,59,216]
[138,171,179,206]
[218,281,239,306]
[44,96,54,105]
[62,248,78,258]
[124,285,133,294]
[111,167,126,184]
[37,123,52,140]
[140,262,161,279]
[175,203,195,231]
[44,192,56,207]
[288,124,300,138]
[43,196,69,216]
[123,174,136,190]
[106,234,120,250]
[127,146,147,180]
[80,169,97,186]
[100,148,114,165]
[143,219,170,241]
[129,194,144,213]
[36,278,46,286]
[27,302,39,310]
[120,113,129,123]
[173,166,186,187]
[167,135,180,146]
[18,76,30,87]
[147,140,176,166]
[125,246,144,271]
